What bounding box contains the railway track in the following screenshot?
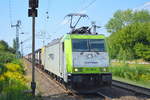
[35,64,112,100]
[26,59,149,99]
[112,80,150,97]
[97,92,112,100]
[36,66,150,99]
[35,63,150,99]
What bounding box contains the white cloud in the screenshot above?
[143,2,150,7]
[134,2,150,10]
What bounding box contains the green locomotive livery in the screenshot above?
[35,33,112,93]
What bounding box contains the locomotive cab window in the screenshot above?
[89,39,105,52]
[72,39,89,52]
[72,39,106,52]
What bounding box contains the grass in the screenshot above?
[111,62,150,88]
[0,59,36,100]
[0,79,33,100]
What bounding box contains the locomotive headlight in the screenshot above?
[74,68,78,72]
[101,68,107,72]
[74,68,82,72]
[103,68,107,72]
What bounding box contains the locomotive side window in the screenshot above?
[72,39,89,52]
[89,39,105,52]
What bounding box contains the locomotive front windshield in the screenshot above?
[72,39,89,52]
[72,39,105,52]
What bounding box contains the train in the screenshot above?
[26,26,112,93]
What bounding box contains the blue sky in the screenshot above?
[0,0,150,55]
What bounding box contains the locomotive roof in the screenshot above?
[45,34,105,47]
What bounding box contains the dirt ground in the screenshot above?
[23,59,93,100]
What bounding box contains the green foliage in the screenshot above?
[0,62,32,100]
[112,64,150,82]
[134,43,150,61]
[12,39,17,54]
[10,59,25,74]
[5,63,23,73]
[106,9,133,33]
[107,9,150,61]
[8,47,16,54]
[0,40,16,54]
[0,40,33,99]
[0,64,7,75]
[0,40,9,51]
[0,51,16,63]
[106,9,150,33]
[0,79,33,100]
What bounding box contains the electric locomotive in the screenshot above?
[29,14,112,93]
[39,26,112,93]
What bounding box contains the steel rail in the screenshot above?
[97,92,112,100]
[112,80,150,97]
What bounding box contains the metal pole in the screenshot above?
[20,42,23,58]
[16,26,19,58]
[28,0,38,96]
[91,21,101,34]
[11,21,21,58]
[31,10,36,96]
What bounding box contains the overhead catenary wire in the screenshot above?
[58,0,97,26]
[9,0,13,26]
[46,0,97,39]
[79,0,97,12]
[42,0,51,40]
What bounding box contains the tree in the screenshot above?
[106,9,150,33]
[0,40,16,54]
[0,40,9,51]
[106,9,150,61]
[8,47,16,54]
[107,22,150,61]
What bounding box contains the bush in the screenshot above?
[0,79,33,100]
[0,52,16,64]
[0,40,34,100]
[0,63,6,75]
[4,72,27,85]
[0,70,30,100]
[11,59,25,74]
[112,64,150,82]
[5,63,23,74]
[134,43,150,61]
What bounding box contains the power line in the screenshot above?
[9,0,13,26]
[80,0,97,12]
[45,0,97,39]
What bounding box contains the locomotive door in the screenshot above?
[59,42,65,77]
